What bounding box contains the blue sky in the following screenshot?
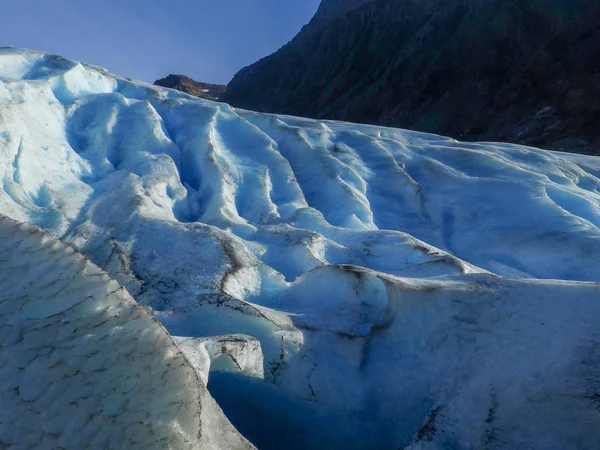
[2,0,320,84]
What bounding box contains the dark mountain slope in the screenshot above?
[154,74,226,101]
[224,0,600,154]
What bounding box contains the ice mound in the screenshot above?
[0,215,253,448]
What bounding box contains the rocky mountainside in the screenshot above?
[155,74,226,100]
[224,0,600,155]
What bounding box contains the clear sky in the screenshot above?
[1,0,321,84]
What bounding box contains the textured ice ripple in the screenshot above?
[0,215,253,449]
[1,48,600,449]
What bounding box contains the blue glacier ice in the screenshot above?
[0,47,600,449]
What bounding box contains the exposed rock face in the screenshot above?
[225,0,600,155]
[155,74,226,100]
[312,0,376,22]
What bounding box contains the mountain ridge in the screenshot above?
[154,73,226,100]
[224,0,600,155]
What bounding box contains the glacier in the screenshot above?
[0,47,599,449]
[0,215,254,449]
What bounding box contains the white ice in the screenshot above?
[0,47,599,449]
[0,215,253,449]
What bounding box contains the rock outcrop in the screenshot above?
[155,74,226,100]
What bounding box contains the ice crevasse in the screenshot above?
[0,47,600,449]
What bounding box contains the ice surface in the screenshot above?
[0,48,599,449]
[0,215,253,449]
